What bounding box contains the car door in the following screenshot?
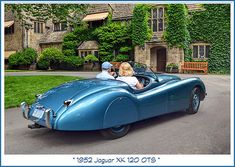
[136,85,168,120]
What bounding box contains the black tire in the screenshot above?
[100,125,130,139]
[187,87,201,114]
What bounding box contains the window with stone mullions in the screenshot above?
[193,45,210,59]
[54,22,67,31]
[150,7,165,32]
[34,22,43,33]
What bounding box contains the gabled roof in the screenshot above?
[39,30,67,44]
[87,4,111,14]
[77,40,99,50]
[110,4,135,20]
[85,4,202,21]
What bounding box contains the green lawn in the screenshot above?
[5,76,82,109]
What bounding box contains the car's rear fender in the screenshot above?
[103,96,139,128]
[54,87,137,131]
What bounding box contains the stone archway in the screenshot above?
[150,46,167,72]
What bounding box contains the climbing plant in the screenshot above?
[131,4,152,47]
[188,4,230,73]
[62,23,95,57]
[164,4,191,59]
[94,22,131,62]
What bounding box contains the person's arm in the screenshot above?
[136,82,143,89]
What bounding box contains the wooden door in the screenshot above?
[157,48,166,72]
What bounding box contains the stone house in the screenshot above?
[4,4,209,71]
[80,4,208,72]
[134,4,209,72]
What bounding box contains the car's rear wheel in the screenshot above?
[187,87,201,114]
[100,125,130,139]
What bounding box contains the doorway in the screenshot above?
[156,48,166,72]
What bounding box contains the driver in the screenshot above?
[117,62,143,89]
[96,62,115,80]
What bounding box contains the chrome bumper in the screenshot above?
[45,109,52,129]
[20,102,52,129]
[21,102,29,119]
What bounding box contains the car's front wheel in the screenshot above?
[187,87,201,114]
[100,125,130,139]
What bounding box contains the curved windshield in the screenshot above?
[129,62,158,80]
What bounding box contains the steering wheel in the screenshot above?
[112,68,119,79]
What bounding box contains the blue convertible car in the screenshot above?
[21,62,206,139]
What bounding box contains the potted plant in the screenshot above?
[83,54,99,71]
[171,63,179,73]
[166,63,173,73]
[166,63,179,73]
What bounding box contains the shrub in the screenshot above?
[63,33,77,42]
[37,56,50,70]
[63,49,76,57]
[22,47,38,64]
[113,54,129,62]
[37,47,64,70]
[8,48,38,68]
[84,54,98,62]
[60,56,84,70]
[8,52,22,67]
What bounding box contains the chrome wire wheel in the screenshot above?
[192,93,200,111]
[100,124,130,139]
[187,87,201,114]
[111,126,126,133]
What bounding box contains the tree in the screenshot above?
[5,4,89,23]
[94,22,131,62]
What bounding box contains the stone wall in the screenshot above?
[135,42,184,71]
[28,25,45,52]
[167,47,184,66]
[134,45,147,64]
[4,20,23,52]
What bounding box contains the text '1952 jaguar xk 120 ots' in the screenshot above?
[21,62,206,139]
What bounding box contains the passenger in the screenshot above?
[96,62,115,80]
[117,62,143,89]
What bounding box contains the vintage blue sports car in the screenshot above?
[21,62,206,139]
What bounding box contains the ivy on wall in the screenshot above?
[62,23,95,57]
[189,4,230,73]
[94,22,131,62]
[131,4,152,47]
[164,4,191,59]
